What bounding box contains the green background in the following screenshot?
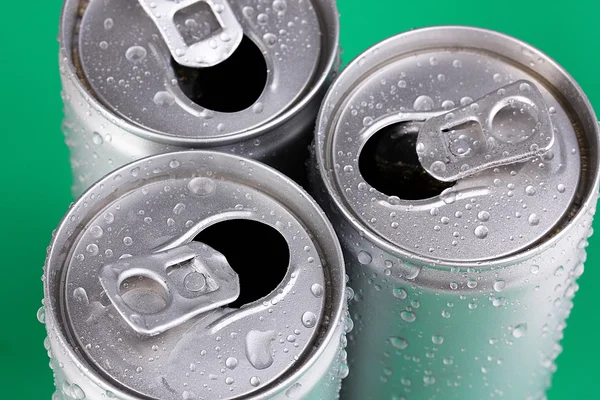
[1,0,598,398]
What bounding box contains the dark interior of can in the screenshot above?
[359,121,455,200]
[172,35,268,113]
[193,219,290,308]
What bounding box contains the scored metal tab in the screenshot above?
[417,80,555,182]
[136,0,243,68]
[99,241,240,336]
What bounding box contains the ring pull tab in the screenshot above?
[416,80,556,182]
[137,0,244,68]
[99,242,240,336]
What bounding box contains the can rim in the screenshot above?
[315,25,600,269]
[58,0,340,147]
[45,150,347,399]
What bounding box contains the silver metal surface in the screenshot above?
[417,80,555,182]
[321,29,581,263]
[43,151,350,399]
[59,0,340,194]
[137,0,244,68]
[312,26,599,400]
[99,242,240,336]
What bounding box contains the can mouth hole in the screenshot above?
[172,35,268,113]
[193,219,289,308]
[359,122,456,200]
[119,275,169,314]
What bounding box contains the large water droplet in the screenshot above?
[389,336,408,350]
[413,95,434,111]
[126,46,147,63]
[302,311,317,328]
[310,283,324,298]
[188,177,216,196]
[512,323,527,338]
[357,251,372,265]
[285,382,302,398]
[474,225,489,239]
[245,330,275,370]
[400,311,416,323]
[153,91,175,107]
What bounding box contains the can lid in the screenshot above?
[51,152,343,399]
[316,26,596,263]
[75,0,323,140]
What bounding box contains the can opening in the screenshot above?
[359,122,455,200]
[193,219,289,308]
[172,35,267,113]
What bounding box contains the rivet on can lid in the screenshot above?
[136,0,243,68]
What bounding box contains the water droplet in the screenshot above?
[173,203,186,215]
[430,161,446,173]
[393,287,407,300]
[460,96,473,106]
[104,212,115,224]
[477,211,490,222]
[126,46,147,63]
[73,287,89,304]
[474,225,489,239]
[245,330,275,370]
[525,185,536,196]
[432,335,444,345]
[86,243,99,256]
[92,132,103,145]
[188,177,216,196]
[414,95,434,111]
[99,41,108,50]
[512,323,527,338]
[285,383,302,398]
[90,225,104,238]
[123,237,133,246]
[492,297,506,307]
[37,306,46,323]
[257,13,269,25]
[400,311,416,323]
[528,213,540,226]
[252,102,264,114]
[250,376,261,387]
[311,283,324,298]
[442,100,455,110]
[557,184,566,193]
[390,336,408,350]
[302,311,317,328]
[103,18,114,30]
[153,91,175,107]
[493,280,506,292]
[357,251,372,265]
[263,33,277,47]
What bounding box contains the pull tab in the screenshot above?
[417,80,555,182]
[137,0,243,68]
[99,242,239,336]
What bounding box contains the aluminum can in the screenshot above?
[59,0,340,195]
[41,150,350,400]
[312,26,599,400]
